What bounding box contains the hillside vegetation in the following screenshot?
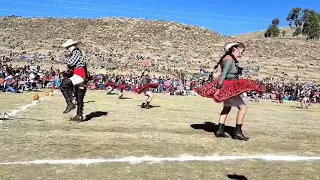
[0,16,319,82]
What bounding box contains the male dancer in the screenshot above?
[60,39,88,122]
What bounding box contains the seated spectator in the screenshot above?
[4,72,15,90]
[0,77,4,91]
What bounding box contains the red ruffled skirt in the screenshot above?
[133,83,159,94]
[196,79,266,103]
[105,82,128,91]
[105,82,116,87]
[117,84,129,90]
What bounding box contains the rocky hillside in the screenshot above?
[237,27,291,38]
[0,16,319,82]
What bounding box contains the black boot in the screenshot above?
[60,78,76,114]
[63,101,76,114]
[76,100,84,123]
[73,87,78,105]
[140,102,145,108]
[233,124,249,141]
[216,123,229,138]
[70,104,84,122]
[70,87,86,122]
[144,101,152,109]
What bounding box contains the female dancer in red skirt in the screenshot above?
[134,69,159,109]
[115,75,128,99]
[196,42,265,141]
[105,79,116,95]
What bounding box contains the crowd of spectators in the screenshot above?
[1,64,319,103]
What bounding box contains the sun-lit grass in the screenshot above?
[1,90,320,180]
[0,91,48,115]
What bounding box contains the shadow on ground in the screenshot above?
[227,174,248,180]
[84,101,95,104]
[84,111,108,122]
[190,122,235,137]
[136,105,161,108]
[119,97,132,99]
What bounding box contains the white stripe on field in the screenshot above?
[1,91,56,119]
[1,155,320,165]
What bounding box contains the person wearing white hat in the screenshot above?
[196,42,265,141]
[60,39,88,122]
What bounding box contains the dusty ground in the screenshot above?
[0,91,43,115]
[1,91,320,180]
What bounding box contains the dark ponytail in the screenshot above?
[214,46,239,69]
[214,53,229,69]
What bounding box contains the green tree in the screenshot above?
[301,10,320,39]
[286,8,320,39]
[293,27,302,36]
[264,30,271,38]
[286,7,303,36]
[265,18,281,38]
[282,30,286,36]
[272,18,280,26]
[286,7,302,28]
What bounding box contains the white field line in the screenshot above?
[1,90,57,119]
[1,155,320,165]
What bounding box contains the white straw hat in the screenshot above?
[224,42,245,53]
[62,39,80,48]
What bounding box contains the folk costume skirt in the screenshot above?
[117,84,129,91]
[196,79,266,103]
[105,82,116,88]
[133,83,159,94]
[105,82,128,91]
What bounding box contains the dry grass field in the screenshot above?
[1,90,320,180]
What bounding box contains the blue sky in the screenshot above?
[0,0,319,35]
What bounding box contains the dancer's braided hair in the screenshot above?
[214,45,240,69]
